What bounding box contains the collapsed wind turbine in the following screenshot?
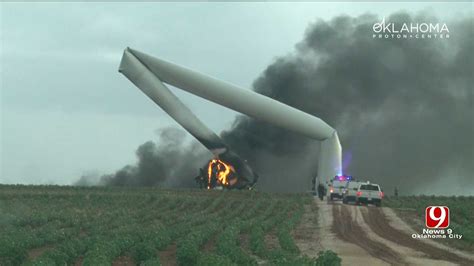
[118,47,342,189]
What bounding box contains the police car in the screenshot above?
[328,175,353,201]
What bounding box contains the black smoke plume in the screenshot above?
[221,12,473,194]
[95,12,473,195]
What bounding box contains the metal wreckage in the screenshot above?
[118,47,342,190]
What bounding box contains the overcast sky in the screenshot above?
[0,2,471,185]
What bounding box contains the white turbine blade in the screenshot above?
[119,48,226,154]
[127,47,335,141]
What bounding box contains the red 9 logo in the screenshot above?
[425,206,449,229]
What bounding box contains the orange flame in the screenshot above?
[207,159,234,189]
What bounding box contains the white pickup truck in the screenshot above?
[355,182,384,207]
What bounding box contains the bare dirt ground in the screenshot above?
[158,243,177,266]
[112,255,135,266]
[27,245,55,260]
[294,198,474,266]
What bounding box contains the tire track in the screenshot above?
[362,207,474,266]
[332,204,404,265]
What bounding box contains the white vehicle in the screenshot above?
[355,182,384,207]
[328,175,353,201]
[342,181,362,204]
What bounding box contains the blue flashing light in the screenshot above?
[334,175,353,181]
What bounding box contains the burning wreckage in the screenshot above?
[118,47,342,190]
[195,154,258,190]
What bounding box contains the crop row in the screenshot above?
[0,185,340,265]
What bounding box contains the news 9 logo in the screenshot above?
[425,206,449,229]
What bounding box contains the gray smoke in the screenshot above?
[98,127,209,187]
[94,11,472,195]
[221,12,473,194]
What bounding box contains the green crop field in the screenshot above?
[384,196,474,251]
[0,185,339,266]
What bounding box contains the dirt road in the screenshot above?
[295,199,474,266]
